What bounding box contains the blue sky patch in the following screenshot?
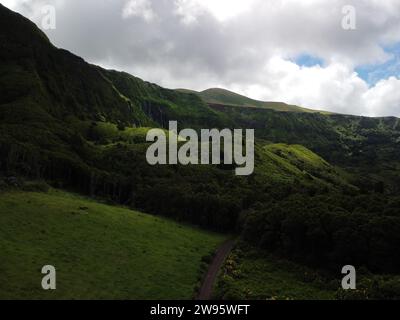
[356,42,400,86]
[293,54,324,68]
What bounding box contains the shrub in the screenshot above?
[372,278,400,300]
[336,276,400,300]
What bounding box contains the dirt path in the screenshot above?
[197,239,235,300]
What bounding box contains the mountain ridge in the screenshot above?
[177,87,332,114]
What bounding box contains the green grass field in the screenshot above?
[0,190,225,300]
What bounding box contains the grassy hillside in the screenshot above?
[0,190,225,299]
[185,88,327,113]
[255,144,353,189]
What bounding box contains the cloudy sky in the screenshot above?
[2,0,400,116]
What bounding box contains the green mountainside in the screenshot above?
[0,3,355,222]
[1,4,400,299]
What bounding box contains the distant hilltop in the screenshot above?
[176,87,332,114]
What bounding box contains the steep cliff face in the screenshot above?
[0,3,150,127]
[0,3,228,130]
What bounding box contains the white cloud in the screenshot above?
[363,77,400,117]
[174,0,257,24]
[122,0,155,22]
[227,58,399,117]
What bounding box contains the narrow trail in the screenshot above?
[197,239,235,300]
